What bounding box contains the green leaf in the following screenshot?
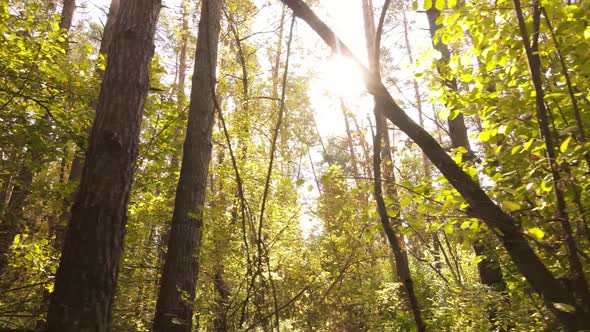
[478,131,492,142]
[13,234,21,247]
[295,178,305,186]
[443,223,454,234]
[454,150,463,164]
[552,303,576,313]
[541,180,553,193]
[559,136,572,153]
[526,227,544,240]
[448,0,457,8]
[523,138,535,151]
[424,0,433,10]
[435,0,445,10]
[501,201,521,212]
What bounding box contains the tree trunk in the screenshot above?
[153,1,223,331]
[278,0,590,329]
[55,0,120,251]
[45,0,161,330]
[58,0,76,34]
[212,269,231,332]
[361,0,425,330]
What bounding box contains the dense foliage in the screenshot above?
[0,0,588,330]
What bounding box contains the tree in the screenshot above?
[45,0,162,330]
[362,0,425,330]
[153,0,223,330]
[278,0,590,329]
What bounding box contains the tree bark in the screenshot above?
[55,0,120,251]
[45,0,161,330]
[278,0,590,329]
[58,0,76,34]
[153,1,223,331]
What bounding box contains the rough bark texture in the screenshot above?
[67,0,119,180]
[278,0,590,329]
[56,0,119,250]
[153,1,223,331]
[45,0,161,330]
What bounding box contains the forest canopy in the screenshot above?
[0,0,589,331]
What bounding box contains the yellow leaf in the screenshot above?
[501,201,521,212]
[526,227,544,240]
[559,136,572,153]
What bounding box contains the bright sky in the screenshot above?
[77,0,434,237]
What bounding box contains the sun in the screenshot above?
[314,55,366,98]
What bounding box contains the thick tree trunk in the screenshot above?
[153,1,223,331]
[45,0,161,330]
[55,0,119,251]
[278,0,590,329]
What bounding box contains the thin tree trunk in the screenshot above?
[46,0,161,330]
[170,0,191,170]
[213,268,231,332]
[371,114,426,332]
[278,0,590,329]
[340,99,360,179]
[153,1,223,331]
[157,0,190,285]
